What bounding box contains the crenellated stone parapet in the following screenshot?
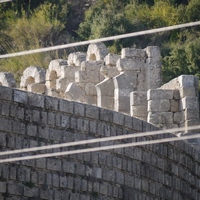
[20,66,46,94]
[149,75,200,133]
[0,72,16,87]
[1,43,199,134]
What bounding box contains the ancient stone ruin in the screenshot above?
[0,43,199,133]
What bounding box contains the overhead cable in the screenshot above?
[0,125,199,157]
[0,125,200,163]
[0,0,12,3]
[0,21,200,59]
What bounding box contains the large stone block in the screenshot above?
[20,66,46,88]
[14,89,27,104]
[96,78,114,96]
[0,86,13,101]
[116,58,145,71]
[170,99,179,112]
[65,83,85,101]
[178,75,195,88]
[0,72,16,87]
[68,52,86,66]
[27,83,46,94]
[87,43,109,61]
[131,105,147,117]
[113,72,137,90]
[147,89,174,100]
[75,71,89,83]
[81,61,104,71]
[121,48,146,58]
[85,83,97,96]
[146,63,162,89]
[179,87,196,98]
[148,112,173,124]
[130,91,147,106]
[185,109,199,120]
[104,53,120,66]
[174,112,181,124]
[148,99,171,112]
[179,97,198,111]
[144,46,161,60]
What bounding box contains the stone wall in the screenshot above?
[1,86,200,199]
[0,42,199,132]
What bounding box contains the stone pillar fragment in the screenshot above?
[45,59,80,98]
[144,46,162,90]
[65,61,104,105]
[96,78,115,110]
[0,72,16,88]
[130,91,147,121]
[20,66,46,94]
[68,52,86,66]
[86,43,109,61]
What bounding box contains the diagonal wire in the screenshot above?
[0,129,200,164]
[0,0,12,3]
[0,21,200,59]
[0,125,199,156]
[0,125,199,164]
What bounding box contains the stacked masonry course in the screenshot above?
[1,43,199,133]
[1,86,200,199]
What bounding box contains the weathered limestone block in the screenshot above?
[102,54,120,78]
[179,97,199,111]
[130,91,147,106]
[173,90,180,100]
[131,106,147,117]
[148,100,171,112]
[121,48,146,58]
[147,89,174,100]
[86,43,109,61]
[0,72,16,87]
[145,61,162,90]
[65,82,86,102]
[144,46,160,61]
[180,119,200,133]
[68,52,86,66]
[160,78,179,90]
[174,112,181,124]
[116,57,145,71]
[46,59,80,95]
[20,66,46,93]
[170,99,179,112]
[179,87,196,98]
[65,61,104,105]
[96,78,114,110]
[80,61,104,82]
[113,72,138,113]
[178,75,195,88]
[130,91,147,119]
[185,109,199,120]
[145,46,162,90]
[27,83,46,94]
[104,53,120,66]
[148,112,173,125]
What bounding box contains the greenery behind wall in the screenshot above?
[0,0,200,84]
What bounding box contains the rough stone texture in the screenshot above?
[20,66,46,93]
[45,59,80,98]
[65,61,104,105]
[152,75,200,131]
[0,86,200,200]
[0,72,16,87]
[86,42,109,61]
[68,52,86,66]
